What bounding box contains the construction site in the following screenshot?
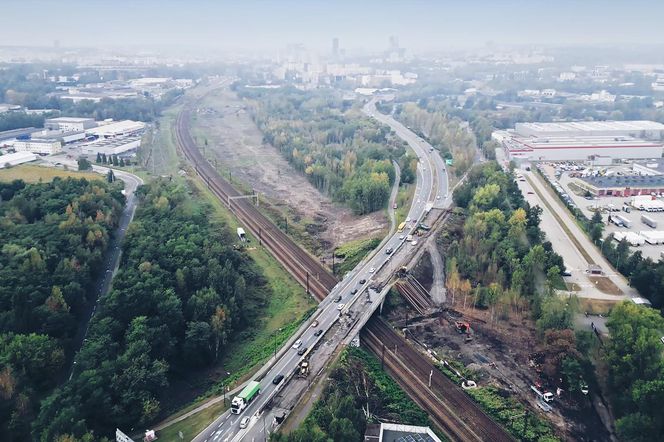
[380,210,614,442]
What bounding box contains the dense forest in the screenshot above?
[447,163,592,393]
[0,178,124,439]
[235,86,412,215]
[606,302,664,441]
[272,347,429,442]
[32,180,271,441]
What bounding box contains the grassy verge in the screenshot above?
[526,174,595,265]
[395,183,416,226]
[334,237,381,276]
[157,401,227,441]
[0,164,102,183]
[438,359,559,442]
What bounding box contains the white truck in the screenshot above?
[641,215,657,229]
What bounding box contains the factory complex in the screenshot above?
[494,120,664,162]
[1,117,146,156]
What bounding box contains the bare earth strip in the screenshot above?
[192,87,387,252]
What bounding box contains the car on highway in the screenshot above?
[527,191,534,195]
[272,374,284,385]
[436,195,441,200]
[334,295,342,302]
[385,247,393,254]
[369,267,375,273]
[411,240,418,246]
[393,203,397,209]
[561,271,572,277]
[359,279,366,284]
[311,320,319,327]
[240,416,250,429]
[297,347,308,356]
[351,288,358,294]
[314,329,323,337]
[406,217,411,222]
[398,235,405,240]
[292,339,302,349]
[337,303,345,310]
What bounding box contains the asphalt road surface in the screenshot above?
[193,98,450,442]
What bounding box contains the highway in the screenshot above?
[192,98,449,442]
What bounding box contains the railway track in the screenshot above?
[395,276,433,315]
[363,318,514,442]
[175,107,337,300]
[175,98,512,442]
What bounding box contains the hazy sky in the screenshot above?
[2,0,664,53]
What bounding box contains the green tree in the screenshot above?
[77,157,92,171]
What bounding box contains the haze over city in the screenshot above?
[2,0,664,53]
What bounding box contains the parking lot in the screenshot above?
[543,165,664,262]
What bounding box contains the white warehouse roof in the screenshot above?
[0,151,38,168]
[516,120,664,137]
[87,120,146,137]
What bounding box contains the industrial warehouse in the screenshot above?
[575,175,664,197]
[493,120,664,162]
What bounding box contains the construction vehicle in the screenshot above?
[231,380,260,414]
[297,358,310,378]
[454,321,471,334]
[531,385,554,402]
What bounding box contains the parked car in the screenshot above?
[385,248,393,254]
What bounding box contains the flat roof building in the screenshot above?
[515,121,664,139]
[81,135,141,156]
[576,175,664,197]
[87,120,145,138]
[496,120,664,162]
[364,423,442,442]
[45,117,97,132]
[0,151,38,168]
[12,139,62,155]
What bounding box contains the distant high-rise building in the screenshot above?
[332,38,339,58]
[389,35,399,51]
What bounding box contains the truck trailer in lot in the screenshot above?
[641,215,658,228]
[613,231,645,246]
[639,231,664,245]
[231,381,260,414]
[614,214,632,228]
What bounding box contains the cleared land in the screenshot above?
[190,87,387,254]
[0,164,101,183]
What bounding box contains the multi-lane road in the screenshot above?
[193,98,449,442]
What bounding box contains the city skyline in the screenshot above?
[2,0,664,54]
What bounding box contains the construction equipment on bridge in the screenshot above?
[297,358,310,378]
[397,266,408,277]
